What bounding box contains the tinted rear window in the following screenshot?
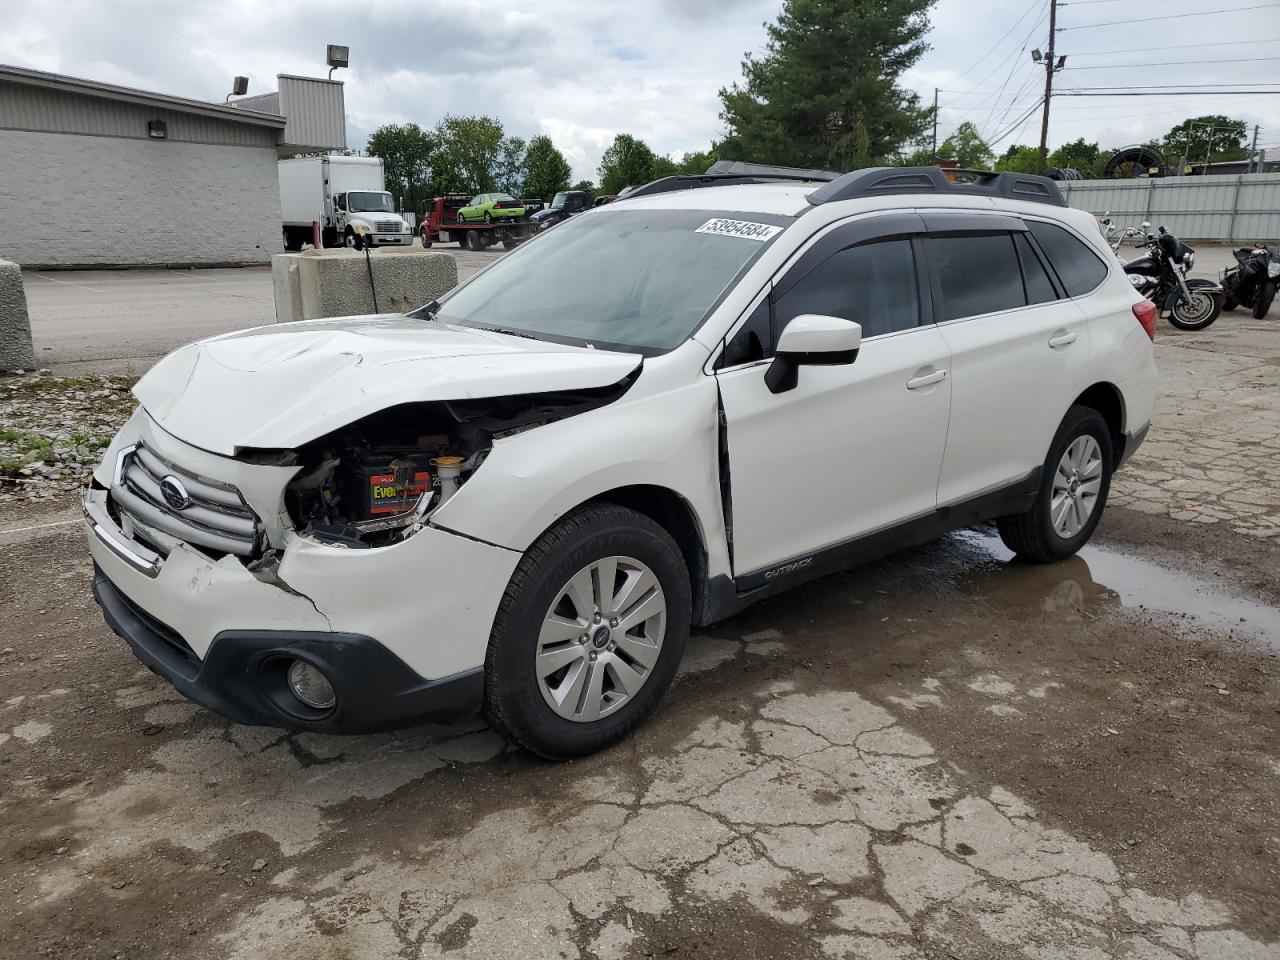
[1028,221,1108,297]
[929,234,1025,321]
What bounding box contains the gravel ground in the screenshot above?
[0,374,135,505]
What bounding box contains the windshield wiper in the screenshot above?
[471,324,542,341]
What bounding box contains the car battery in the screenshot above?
[351,450,434,518]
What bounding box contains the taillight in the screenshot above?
[1132,300,1157,341]
[493,201,504,209]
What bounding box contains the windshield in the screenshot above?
[436,208,789,352]
[348,191,394,213]
[550,192,569,210]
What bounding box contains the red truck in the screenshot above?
[419,195,538,251]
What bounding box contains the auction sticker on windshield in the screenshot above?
[695,218,783,242]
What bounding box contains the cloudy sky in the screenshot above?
[4,0,1277,180]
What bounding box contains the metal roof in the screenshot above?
[0,63,286,128]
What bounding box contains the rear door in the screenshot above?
[926,213,1093,505]
[715,213,954,578]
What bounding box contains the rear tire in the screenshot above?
[483,504,691,759]
[996,405,1114,563]
[466,230,481,251]
[1252,280,1275,319]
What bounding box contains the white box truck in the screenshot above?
[278,156,413,250]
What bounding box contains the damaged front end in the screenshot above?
[276,378,635,549]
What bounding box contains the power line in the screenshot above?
[1057,3,1280,30]
[989,97,1047,148]
[950,5,1050,103]
[1059,82,1280,89]
[1058,89,1280,96]
[1067,56,1280,69]
[949,0,1045,85]
[1070,38,1280,56]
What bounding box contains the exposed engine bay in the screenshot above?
[280,378,636,548]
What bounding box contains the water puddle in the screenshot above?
[955,531,1280,652]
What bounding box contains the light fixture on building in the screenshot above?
[225,76,248,102]
[147,119,167,139]
[326,44,349,79]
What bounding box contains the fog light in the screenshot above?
[287,660,336,710]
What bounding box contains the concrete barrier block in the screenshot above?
[271,247,459,322]
[0,259,36,371]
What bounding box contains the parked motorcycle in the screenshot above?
[1221,243,1280,319]
[1121,225,1223,331]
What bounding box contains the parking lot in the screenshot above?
[22,248,504,375]
[2,252,1279,959]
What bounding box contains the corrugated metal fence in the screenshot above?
[1058,173,1280,242]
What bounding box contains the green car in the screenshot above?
[457,193,526,223]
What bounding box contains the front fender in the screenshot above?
[427,377,731,578]
[1185,278,1224,294]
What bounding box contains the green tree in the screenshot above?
[1162,115,1248,169]
[938,122,993,169]
[1047,138,1101,177]
[495,136,527,195]
[365,123,434,212]
[995,144,1040,174]
[598,133,658,194]
[522,135,573,201]
[674,148,719,175]
[892,144,935,166]
[570,179,596,197]
[718,0,935,170]
[431,115,506,194]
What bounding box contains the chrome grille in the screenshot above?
[375,220,402,233]
[110,444,260,557]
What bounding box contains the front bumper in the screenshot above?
[83,414,520,732]
[93,565,483,732]
[370,234,412,246]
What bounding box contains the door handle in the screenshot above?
[906,369,947,390]
[1048,330,1078,349]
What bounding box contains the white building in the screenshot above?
[0,65,346,268]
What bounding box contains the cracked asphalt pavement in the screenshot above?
[3,256,1280,959]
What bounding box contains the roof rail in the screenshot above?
[806,167,1065,207]
[619,161,839,201]
[705,159,842,180]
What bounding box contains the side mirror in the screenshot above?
[764,315,862,394]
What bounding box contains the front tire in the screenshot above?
[483,504,691,758]
[1252,280,1275,319]
[1168,289,1221,330]
[996,405,1114,563]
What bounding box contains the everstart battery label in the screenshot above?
[368,470,430,514]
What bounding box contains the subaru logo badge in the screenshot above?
[159,475,192,511]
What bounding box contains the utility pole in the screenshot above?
[1248,124,1260,173]
[1036,0,1059,173]
[932,88,939,163]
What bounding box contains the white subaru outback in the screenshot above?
[85,166,1156,757]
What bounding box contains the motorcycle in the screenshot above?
[1221,243,1280,319]
[1121,224,1223,331]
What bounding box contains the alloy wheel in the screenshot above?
[1051,435,1103,539]
[535,556,666,723]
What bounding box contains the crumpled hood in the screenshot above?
[133,315,641,455]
